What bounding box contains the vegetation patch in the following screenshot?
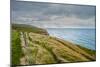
[11,30,23,65]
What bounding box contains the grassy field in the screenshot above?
[11,24,96,65]
[11,30,23,65]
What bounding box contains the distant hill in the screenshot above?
[11,24,96,66]
[12,24,49,35]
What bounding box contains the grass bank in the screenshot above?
[11,30,23,65]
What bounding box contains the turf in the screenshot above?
[11,30,23,65]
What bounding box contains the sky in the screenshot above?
[11,0,96,28]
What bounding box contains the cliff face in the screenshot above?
[11,24,96,65]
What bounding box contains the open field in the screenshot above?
[11,24,96,65]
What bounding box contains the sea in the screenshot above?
[46,28,96,50]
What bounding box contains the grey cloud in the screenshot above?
[42,4,95,19]
[11,1,95,20]
[11,1,96,28]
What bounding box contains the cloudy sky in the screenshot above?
[11,0,96,28]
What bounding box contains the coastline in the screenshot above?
[11,24,96,65]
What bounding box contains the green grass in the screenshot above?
[12,24,49,35]
[11,30,23,65]
[77,45,96,57]
[28,33,95,62]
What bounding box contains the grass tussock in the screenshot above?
[11,30,23,65]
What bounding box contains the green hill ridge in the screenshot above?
[11,24,96,66]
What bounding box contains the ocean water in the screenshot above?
[46,28,96,50]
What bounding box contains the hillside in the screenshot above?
[12,24,49,35]
[11,24,96,66]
